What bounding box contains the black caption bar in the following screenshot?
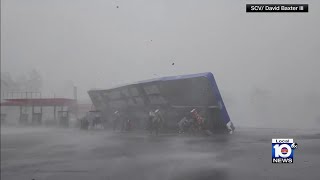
[246,4,308,13]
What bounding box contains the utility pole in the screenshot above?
[73,86,78,119]
[73,86,77,100]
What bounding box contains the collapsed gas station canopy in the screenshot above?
[88,72,234,132]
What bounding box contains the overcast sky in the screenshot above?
[1,0,319,127]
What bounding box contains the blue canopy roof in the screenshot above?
[89,72,232,125]
[134,72,213,84]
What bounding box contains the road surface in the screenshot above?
[1,126,320,180]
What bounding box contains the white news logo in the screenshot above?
[272,139,298,163]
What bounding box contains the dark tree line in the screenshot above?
[1,69,42,93]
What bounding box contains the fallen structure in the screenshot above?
[88,72,235,134]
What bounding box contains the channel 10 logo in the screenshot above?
[272,139,298,163]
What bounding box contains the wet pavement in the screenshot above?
[1,127,320,180]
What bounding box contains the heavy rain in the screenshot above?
[1,0,320,180]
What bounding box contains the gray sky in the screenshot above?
[1,0,320,127]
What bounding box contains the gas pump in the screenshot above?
[32,106,42,125]
[19,106,29,125]
[58,111,69,127]
[88,110,102,129]
[1,113,7,124]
